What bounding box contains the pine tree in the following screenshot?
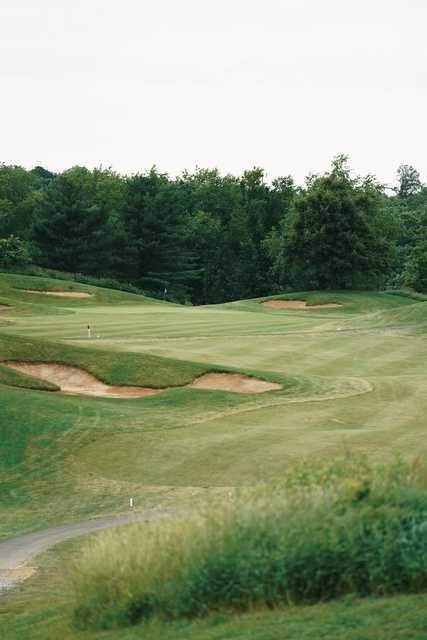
[32,167,112,274]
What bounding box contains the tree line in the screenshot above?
[0,156,426,303]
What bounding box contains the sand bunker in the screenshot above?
[188,373,281,393]
[21,289,92,298]
[263,299,342,309]
[5,363,280,397]
[0,305,10,311]
[5,362,161,398]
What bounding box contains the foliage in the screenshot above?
[405,239,427,292]
[403,208,427,292]
[3,542,427,640]
[118,170,200,300]
[0,235,30,268]
[31,167,118,274]
[0,158,425,301]
[397,164,422,200]
[71,457,427,629]
[265,156,397,290]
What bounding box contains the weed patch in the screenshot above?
[72,457,427,629]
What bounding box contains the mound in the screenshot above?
[5,362,161,398]
[188,372,281,393]
[263,299,342,309]
[21,289,92,298]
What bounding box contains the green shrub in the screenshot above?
[72,457,427,629]
[0,236,30,268]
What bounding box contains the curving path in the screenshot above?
[0,507,176,592]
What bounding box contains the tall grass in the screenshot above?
[72,456,427,630]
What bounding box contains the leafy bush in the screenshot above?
[404,240,427,293]
[0,235,30,268]
[72,457,427,629]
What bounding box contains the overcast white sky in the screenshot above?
[1,0,426,185]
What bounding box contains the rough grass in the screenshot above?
[2,536,427,639]
[71,457,427,630]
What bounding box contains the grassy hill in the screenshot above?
[1,272,426,638]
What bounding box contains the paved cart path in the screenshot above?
[0,507,176,592]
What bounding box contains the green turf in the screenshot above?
[0,272,426,538]
[1,272,427,637]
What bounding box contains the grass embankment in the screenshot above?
[342,302,427,333]
[0,272,166,316]
[72,457,427,630]
[0,332,209,389]
[0,264,150,296]
[232,290,425,315]
[0,361,58,391]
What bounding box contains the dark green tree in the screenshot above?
[119,169,199,299]
[397,164,422,200]
[0,164,39,239]
[403,208,427,291]
[32,167,114,274]
[269,156,396,290]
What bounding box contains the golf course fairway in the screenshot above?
[0,272,426,639]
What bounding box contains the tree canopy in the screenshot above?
[0,157,425,301]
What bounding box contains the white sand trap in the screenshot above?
[21,289,92,298]
[263,299,342,309]
[6,362,162,398]
[188,372,281,393]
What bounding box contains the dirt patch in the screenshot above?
[0,565,35,591]
[5,362,162,398]
[188,372,281,393]
[7,565,35,582]
[21,289,92,298]
[0,305,10,311]
[263,299,342,309]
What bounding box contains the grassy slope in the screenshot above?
[0,272,167,308]
[0,332,209,388]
